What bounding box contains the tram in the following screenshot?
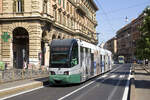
[49,39,112,85]
[118,56,124,64]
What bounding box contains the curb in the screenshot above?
[0,79,49,99]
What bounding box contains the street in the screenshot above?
[5,64,131,100]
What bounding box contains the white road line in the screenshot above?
[122,68,131,100]
[58,65,122,100]
[108,72,127,100]
[119,75,125,78]
[58,81,95,100]
[0,86,44,100]
[101,74,108,78]
[0,81,41,92]
[110,75,117,78]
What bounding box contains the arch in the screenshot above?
[13,27,29,69]
[58,35,61,39]
[52,34,56,40]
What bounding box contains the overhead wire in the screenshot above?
[100,1,150,14]
[95,0,116,32]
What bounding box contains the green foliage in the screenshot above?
[135,6,150,60]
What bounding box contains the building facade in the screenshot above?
[0,0,98,69]
[116,14,144,63]
[105,37,117,54]
[104,37,117,60]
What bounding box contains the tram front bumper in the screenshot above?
[49,74,81,85]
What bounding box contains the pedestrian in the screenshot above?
[23,58,27,69]
[145,59,148,66]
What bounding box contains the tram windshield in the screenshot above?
[50,39,78,68]
[50,47,70,68]
[51,52,69,64]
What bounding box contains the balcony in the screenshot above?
[76,3,87,16]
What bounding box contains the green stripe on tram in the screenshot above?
[49,74,81,84]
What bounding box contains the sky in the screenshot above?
[94,0,150,44]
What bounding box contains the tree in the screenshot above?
[135,6,150,60]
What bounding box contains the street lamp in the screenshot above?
[96,32,101,43]
[125,16,129,22]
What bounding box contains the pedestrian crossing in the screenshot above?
[100,73,126,79]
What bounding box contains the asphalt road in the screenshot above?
[5,64,131,100]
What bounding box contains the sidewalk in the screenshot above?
[0,77,49,99]
[130,64,150,100]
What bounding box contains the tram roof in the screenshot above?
[50,39,77,47]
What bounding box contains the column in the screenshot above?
[1,24,13,69]
[28,25,41,68]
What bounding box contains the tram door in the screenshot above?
[90,52,94,76]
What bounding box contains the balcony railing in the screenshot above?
[76,3,87,15]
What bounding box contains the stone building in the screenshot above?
[116,23,132,63]
[104,37,117,60]
[0,0,98,69]
[130,14,144,60]
[116,13,144,63]
[105,37,117,54]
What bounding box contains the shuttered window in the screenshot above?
[13,0,16,12]
[63,0,65,8]
[58,0,61,5]
[13,0,24,13]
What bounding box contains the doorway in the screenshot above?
[13,27,29,69]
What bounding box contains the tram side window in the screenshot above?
[71,44,78,67]
[80,47,84,67]
[100,55,102,66]
[104,55,106,66]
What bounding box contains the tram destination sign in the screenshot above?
[52,47,70,51]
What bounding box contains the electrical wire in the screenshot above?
[100,1,150,14]
[95,0,116,32]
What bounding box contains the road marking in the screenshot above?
[119,75,125,78]
[58,64,122,100]
[58,81,95,100]
[0,64,122,100]
[108,72,126,100]
[122,68,131,100]
[101,74,108,78]
[110,75,117,78]
[0,86,44,100]
[0,81,41,92]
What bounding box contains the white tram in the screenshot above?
[49,39,112,85]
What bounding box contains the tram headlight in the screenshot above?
[50,71,55,75]
[64,71,69,75]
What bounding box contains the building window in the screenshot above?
[55,10,57,21]
[67,2,69,12]
[58,11,60,23]
[70,5,72,14]
[53,9,55,18]
[64,15,66,25]
[63,0,65,8]
[62,14,64,25]
[58,0,61,5]
[71,19,74,29]
[67,17,69,27]
[59,12,62,24]
[13,0,24,13]
[43,1,47,13]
